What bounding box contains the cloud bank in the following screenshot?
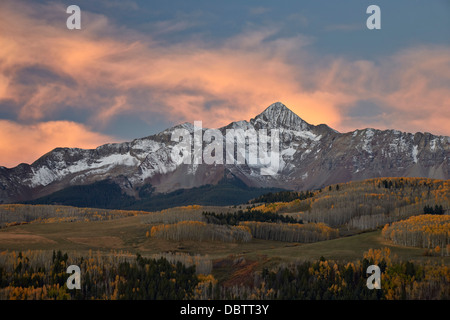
[0,1,448,167]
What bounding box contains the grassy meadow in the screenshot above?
[0,177,449,299]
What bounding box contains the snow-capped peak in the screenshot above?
[251,102,310,131]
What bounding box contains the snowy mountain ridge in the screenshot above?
[0,102,448,203]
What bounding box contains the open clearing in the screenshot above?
[1,215,448,265]
[0,232,56,245]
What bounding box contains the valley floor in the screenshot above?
[1,215,447,264]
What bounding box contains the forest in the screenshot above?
[247,248,450,300]
[0,248,449,300]
[0,250,199,300]
[25,178,282,211]
[251,177,449,231]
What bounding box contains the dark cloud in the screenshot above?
[14,65,77,87]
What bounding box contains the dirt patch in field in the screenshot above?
[67,236,124,248]
[215,256,260,288]
[0,233,56,244]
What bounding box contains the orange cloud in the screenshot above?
[0,120,116,168]
[0,1,448,168]
[0,2,347,130]
[381,47,450,134]
[334,46,450,135]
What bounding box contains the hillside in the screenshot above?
[250,177,449,231]
[2,177,448,233]
[22,176,283,211]
[0,177,449,300]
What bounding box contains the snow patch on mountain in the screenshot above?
[29,152,140,187]
[412,145,419,163]
[2,102,448,204]
[362,129,375,153]
[132,139,161,152]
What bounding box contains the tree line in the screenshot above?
[0,204,144,228]
[202,209,300,225]
[147,208,338,244]
[239,221,338,243]
[423,205,445,215]
[149,221,252,243]
[249,190,315,204]
[382,214,450,255]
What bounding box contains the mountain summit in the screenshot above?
[251,102,312,131]
[0,102,448,204]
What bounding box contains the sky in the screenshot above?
[0,0,449,168]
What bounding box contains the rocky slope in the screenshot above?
[0,102,448,203]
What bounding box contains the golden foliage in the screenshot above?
[240,221,338,242]
[252,177,449,231]
[363,247,393,266]
[382,215,450,255]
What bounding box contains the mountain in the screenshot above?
[0,102,449,206]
